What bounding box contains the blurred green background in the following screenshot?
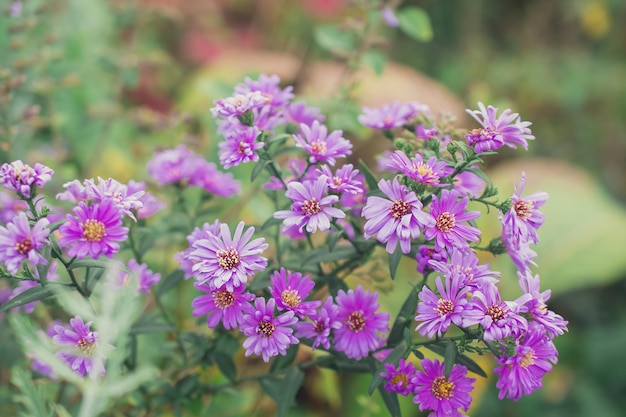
[2,0,626,416]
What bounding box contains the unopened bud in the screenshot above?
[488,237,507,255]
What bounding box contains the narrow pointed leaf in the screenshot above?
[377,385,402,417]
[0,286,57,313]
[359,159,380,192]
[444,340,457,378]
[388,245,402,279]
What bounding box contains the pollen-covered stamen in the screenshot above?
[258,320,276,337]
[238,141,251,155]
[346,311,366,332]
[82,219,106,242]
[311,141,327,155]
[14,164,33,181]
[217,248,241,270]
[391,373,409,389]
[281,289,301,308]
[467,127,498,144]
[332,176,343,188]
[413,162,434,178]
[436,212,456,232]
[390,200,410,219]
[431,376,455,400]
[314,320,326,333]
[435,299,454,316]
[519,348,536,368]
[486,304,507,322]
[76,337,97,357]
[513,200,534,221]
[261,92,273,104]
[15,238,33,254]
[213,289,235,309]
[232,95,245,108]
[301,198,322,215]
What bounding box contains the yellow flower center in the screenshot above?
[302,198,322,215]
[217,248,241,270]
[82,219,106,242]
[346,311,366,332]
[520,348,536,369]
[391,373,409,389]
[213,290,235,309]
[486,304,506,322]
[514,200,534,221]
[258,320,276,337]
[431,376,455,400]
[435,299,454,316]
[77,338,97,357]
[311,141,327,155]
[436,212,456,232]
[281,289,301,308]
[390,200,410,219]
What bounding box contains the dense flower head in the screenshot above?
[516,271,568,338]
[284,101,325,129]
[412,358,475,417]
[424,189,481,251]
[269,268,321,318]
[218,126,264,169]
[416,245,448,275]
[147,145,199,185]
[415,273,470,338]
[210,91,267,118]
[465,102,534,152]
[51,316,105,377]
[333,285,390,360]
[293,120,352,166]
[240,297,299,362]
[386,151,450,187]
[85,177,145,221]
[381,358,417,396]
[188,159,241,197]
[189,221,268,291]
[429,248,500,290]
[358,101,417,129]
[176,220,222,279]
[273,175,345,233]
[234,73,295,110]
[362,176,435,254]
[493,322,559,400]
[58,199,129,259]
[0,211,50,274]
[316,164,366,195]
[294,295,341,350]
[501,172,548,247]
[192,282,255,330]
[0,160,54,198]
[0,190,28,223]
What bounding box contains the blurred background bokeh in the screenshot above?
[2,0,626,416]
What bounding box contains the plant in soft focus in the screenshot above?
[0,1,569,417]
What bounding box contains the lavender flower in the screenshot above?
[316,164,366,195]
[56,179,90,203]
[234,73,294,110]
[501,172,548,246]
[240,297,299,362]
[127,180,166,219]
[516,271,568,338]
[190,221,268,291]
[358,101,416,129]
[415,273,470,338]
[334,285,390,360]
[218,126,264,169]
[176,220,222,279]
[416,245,448,275]
[0,190,28,222]
[121,259,161,294]
[58,200,129,259]
[188,159,241,197]
[274,176,345,233]
[381,358,417,396]
[294,296,341,350]
[293,121,352,166]
[493,323,559,400]
[465,102,534,152]
[0,160,53,198]
[386,151,450,186]
[412,359,475,417]
[269,268,321,318]
[211,91,267,118]
[192,282,255,330]
[284,101,325,129]
[0,212,50,274]
[424,189,481,251]
[452,169,485,198]
[362,177,434,254]
[505,238,538,273]
[381,7,400,28]
[429,248,500,289]
[147,145,199,185]
[86,177,145,221]
[51,316,105,377]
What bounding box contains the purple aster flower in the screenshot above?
[86,177,145,221]
[429,248,500,290]
[269,268,321,318]
[234,73,295,110]
[293,120,352,166]
[462,283,527,342]
[118,259,161,294]
[147,145,199,185]
[415,272,470,338]
[465,102,534,152]
[416,245,448,275]
[316,164,366,195]
[381,358,417,396]
[358,101,416,129]
[415,124,439,141]
[0,212,50,274]
[516,271,568,338]
[333,285,390,360]
[0,160,53,199]
[424,189,481,251]
[52,316,105,377]
[176,220,222,279]
[505,236,538,273]
[189,221,268,291]
[192,282,255,330]
[218,126,264,169]
[127,180,165,219]
[58,199,129,259]
[452,169,485,198]
[279,222,307,240]
[386,151,450,187]
[362,177,435,254]
[493,322,559,400]
[412,358,475,417]
[501,172,548,246]
[0,191,28,222]
[188,159,241,197]
[56,179,90,203]
[240,297,299,362]
[274,176,345,233]
[284,101,325,129]
[210,91,267,118]
[294,296,341,350]
[381,7,399,27]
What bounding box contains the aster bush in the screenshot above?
[0,2,569,417]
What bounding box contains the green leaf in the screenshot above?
[464,166,493,186]
[66,258,113,270]
[0,286,56,313]
[301,245,358,266]
[260,367,304,417]
[247,268,273,292]
[359,159,380,192]
[377,385,402,417]
[314,25,355,54]
[387,287,419,346]
[362,50,386,76]
[443,340,457,378]
[327,229,344,252]
[424,342,487,377]
[388,245,403,280]
[157,269,185,296]
[213,352,237,381]
[270,344,299,373]
[262,217,284,230]
[398,7,433,42]
[251,159,270,182]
